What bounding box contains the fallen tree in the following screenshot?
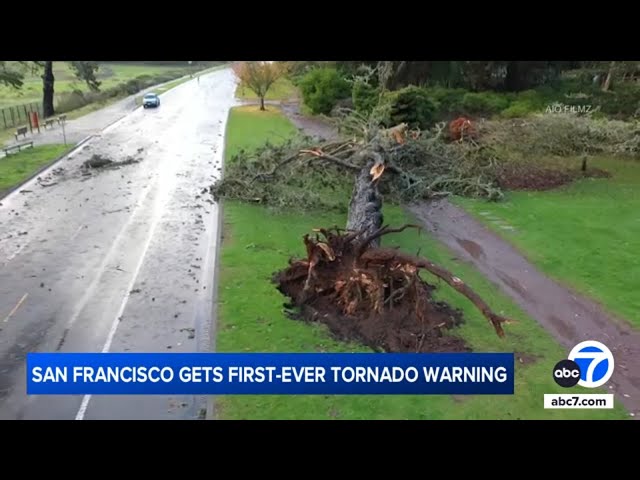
[211,111,506,214]
[213,111,513,348]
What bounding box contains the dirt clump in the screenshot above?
[82,154,142,171]
[274,225,512,353]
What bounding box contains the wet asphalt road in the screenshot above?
[0,68,237,419]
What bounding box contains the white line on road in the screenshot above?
[75,174,174,421]
[3,293,28,323]
[70,225,84,240]
[62,184,154,335]
[4,242,28,264]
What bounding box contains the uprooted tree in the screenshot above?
[212,111,513,352]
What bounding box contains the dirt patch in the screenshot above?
[496,164,611,191]
[271,227,514,354]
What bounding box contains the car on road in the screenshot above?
[142,93,160,109]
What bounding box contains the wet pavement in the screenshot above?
[410,199,640,418]
[0,68,238,419]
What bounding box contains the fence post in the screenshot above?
[2,109,6,130]
[24,105,32,133]
[10,107,15,128]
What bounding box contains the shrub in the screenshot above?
[299,67,351,115]
[501,101,535,118]
[382,86,437,129]
[479,113,640,157]
[461,91,511,115]
[423,86,467,116]
[55,91,89,113]
[352,80,380,114]
[595,84,640,117]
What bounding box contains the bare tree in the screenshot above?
[232,61,287,111]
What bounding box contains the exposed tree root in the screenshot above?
[274,224,510,353]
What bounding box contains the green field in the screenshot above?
[213,106,629,419]
[235,77,298,101]
[0,62,193,110]
[0,144,69,195]
[454,156,640,329]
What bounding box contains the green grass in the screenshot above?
[235,77,298,101]
[214,107,629,420]
[224,105,299,159]
[0,144,69,194]
[454,156,640,329]
[0,62,190,109]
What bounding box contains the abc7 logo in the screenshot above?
[553,340,615,388]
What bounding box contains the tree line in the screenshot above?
[0,61,100,118]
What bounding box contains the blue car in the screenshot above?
[142,93,160,108]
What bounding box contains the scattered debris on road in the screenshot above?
[130,288,142,294]
[180,328,196,339]
[81,154,142,171]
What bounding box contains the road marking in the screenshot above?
[75,178,172,421]
[3,293,28,323]
[74,73,231,420]
[63,184,154,336]
[71,225,84,240]
[7,242,28,262]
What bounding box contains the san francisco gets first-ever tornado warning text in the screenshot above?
[30,365,509,384]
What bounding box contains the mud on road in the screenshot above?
[410,199,640,417]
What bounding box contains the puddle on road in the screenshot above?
[455,237,485,260]
[496,271,532,302]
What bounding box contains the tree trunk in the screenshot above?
[42,61,54,118]
[602,61,615,92]
[346,160,384,248]
[260,96,265,111]
[504,62,525,91]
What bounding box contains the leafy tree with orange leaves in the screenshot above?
[232,61,287,111]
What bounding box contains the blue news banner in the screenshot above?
[26,353,514,396]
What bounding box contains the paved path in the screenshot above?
[409,199,640,417]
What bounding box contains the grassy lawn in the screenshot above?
[454,156,640,329]
[235,77,298,101]
[0,144,69,194]
[214,107,629,420]
[0,62,190,109]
